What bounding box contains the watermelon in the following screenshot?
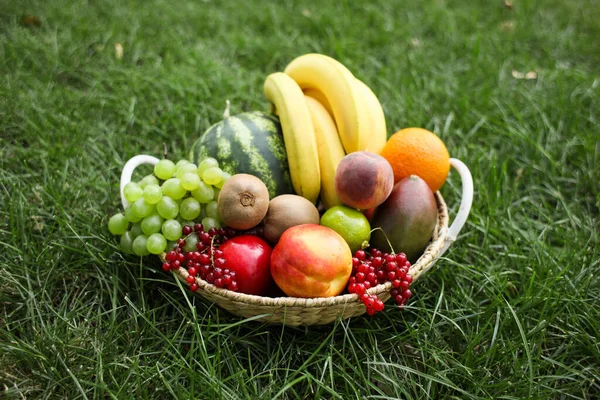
[189,111,294,198]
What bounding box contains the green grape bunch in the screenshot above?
[108,157,229,256]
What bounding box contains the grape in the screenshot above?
[162,178,187,200]
[181,172,201,191]
[175,163,198,180]
[206,201,220,221]
[213,187,221,200]
[141,213,164,236]
[202,217,221,230]
[191,181,214,203]
[197,157,219,177]
[124,182,143,203]
[139,175,159,189]
[202,167,223,185]
[154,159,176,180]
[215,171,231,189]
[143,184,162,204]
[175,159,191,173]
[156,196,179,220]
[119,231,134,254]
[146,233,167,254]
[132,234,151,256]
[130,222,143,238]
[124,206,141,223]
[180,197,201,221]
[108,213,129,235]
[183,232,199,253]
[132,198,155,219]
[162,219,183,241]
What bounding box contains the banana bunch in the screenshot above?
[263,53,387,208]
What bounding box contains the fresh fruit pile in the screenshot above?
[108,53,453,318]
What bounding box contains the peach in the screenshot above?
[335,151,394,210]
[270,224,352,298]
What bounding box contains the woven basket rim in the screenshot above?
[174,191,450,308]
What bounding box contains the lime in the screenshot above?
[320,205,371,253]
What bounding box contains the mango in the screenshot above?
[370,175,438,262]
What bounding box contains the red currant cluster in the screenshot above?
[347,248,413,315]
[161,223,239,292]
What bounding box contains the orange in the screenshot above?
[380,127,450,192]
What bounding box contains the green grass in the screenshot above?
[1,0,599,398]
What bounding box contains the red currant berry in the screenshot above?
[395,295,403,305]
[215,257,227,268]
[166,251,177,261]
[357,264,368,274]
[177,252,185,262]
[171,260,181,269]
[214,278,223,288]
[199,254,210,265]
[188,267,197,276]
[355,249,366,260]
[214,249,224,258]
[213,268,223,278]
[162,262,171,271]
[348,283,357,293]
[405,274,413,284]
[395,253,407,265]
[374,300,385,312]
[228,281,238,291]
[186,275,195,284]
[355,283,366,295]
[392,279,401,288]
[355,272,365,282]
[363,281,371,289]
[349,277,356,285]
[398,267,408,278]
[402,289,412,299]
[352,257,360,267]
[182,225,192,235]
[360,293,369,303]
[206,273,214,284]
[377,270,386,281]
[400,280,410,289]
[366,307,376,316]
[371,257,383,268]
[222,275,231,286]
[385,254,395,263]
[190,283,198,292]
[386,261,398,271]
[367,272,377,283]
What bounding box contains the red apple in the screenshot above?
[270,224,352,298]
[219,235,273,296]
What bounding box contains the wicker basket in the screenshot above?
[120,156,473,326]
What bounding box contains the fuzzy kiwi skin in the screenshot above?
[263,195,320,244]
[218,174,270,230]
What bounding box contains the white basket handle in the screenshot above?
[120,154,160,209]
[436,158,474,259]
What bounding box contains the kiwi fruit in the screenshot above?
[218,174,269,230]
[263,194,320,244]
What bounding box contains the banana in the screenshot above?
[303,87,334,118]
[284,54,371,154]
[355,78,387,154]
[305,95,345,209]
[263,72,321,203]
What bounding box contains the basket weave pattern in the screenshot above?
[174,192,449,326]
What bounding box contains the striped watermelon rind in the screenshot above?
[189,111,294,198]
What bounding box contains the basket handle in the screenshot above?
[436,158,474,259]
[120,154,160,209]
